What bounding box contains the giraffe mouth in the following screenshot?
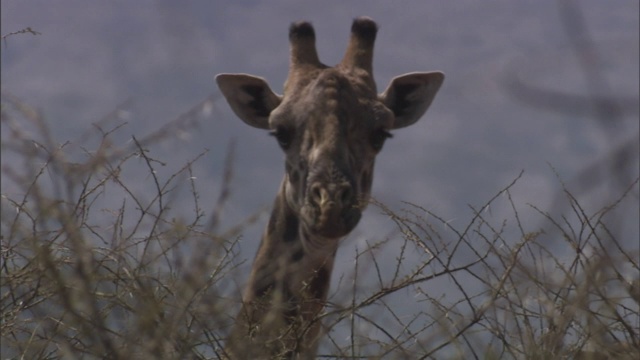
[301,202,362,238]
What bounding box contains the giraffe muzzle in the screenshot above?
[303,181,361,238]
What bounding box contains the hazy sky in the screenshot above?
[2,2,638,343]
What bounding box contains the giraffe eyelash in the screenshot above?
[269,126,295,149]
[371,128,393,151]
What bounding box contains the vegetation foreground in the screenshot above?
[1,95,638,359]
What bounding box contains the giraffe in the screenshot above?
[216,17,443,359]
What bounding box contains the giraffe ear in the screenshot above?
[216,74,282,129]
[380,72,444,129]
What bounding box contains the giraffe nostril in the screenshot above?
[309,182,353,207]
[310,184,323,204]
[340,185,352,205]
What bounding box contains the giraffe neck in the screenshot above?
[226,179,339,359]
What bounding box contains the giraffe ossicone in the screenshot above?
[217,17,443,359]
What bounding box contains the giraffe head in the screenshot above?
[217,17,443,242]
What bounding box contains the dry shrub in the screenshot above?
[2,95,637,359]
[319,175,638,359]
[1,95,242,359]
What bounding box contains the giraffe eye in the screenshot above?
[270,126,294,150]
[371,128,392,151]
